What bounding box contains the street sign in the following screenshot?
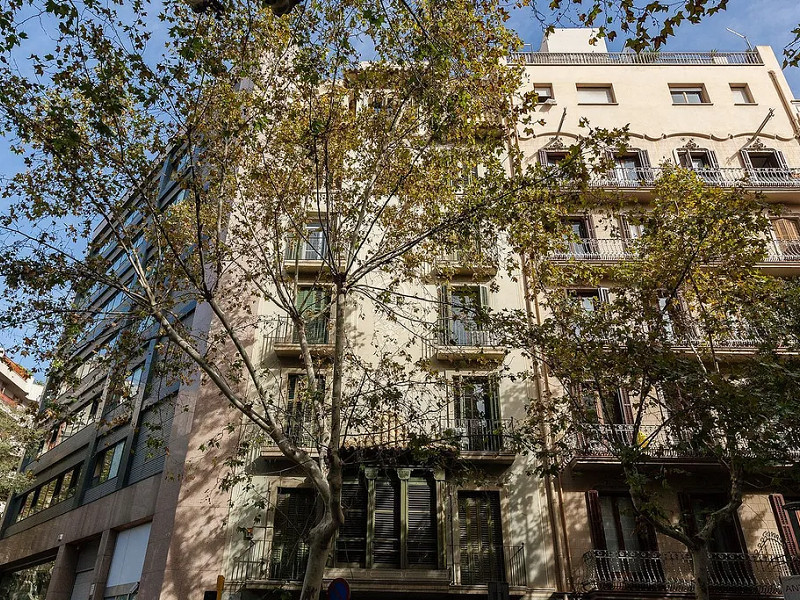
[782,575,800,600]
[328,577,350,600]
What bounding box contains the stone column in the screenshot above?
[45,543,79,600]
[89,529,117,600]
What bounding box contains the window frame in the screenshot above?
[576,84,616,105]
[533,84,555,104]
[669,85,710,105]
[730,83,755,105]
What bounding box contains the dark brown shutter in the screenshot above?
[459,491,504,584]
[336,481,367,566]
[618,389,635,424]
[678,492,695,533]
[770,494,800,556]
[407,479,437,567]
[585,490,607,549]
[373,477,401,567]
[270,489,316,580]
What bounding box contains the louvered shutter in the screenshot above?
[270,489,316,580]
[597,287,610,303]
[336,481,367,566]
[373,477,401,567]
[459,491,505,584]
[617,389,635,424]
[770,494,800,558]
[774,219,800,241]
[407,479,438,567]
[586,491,607,549]
[128,400,175,484]
[479,285,489,311]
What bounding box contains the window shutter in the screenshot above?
[538,148,551,165]
[741,150,755,170]
[479,285,489,313]
[407,479,438,567]
[677,492,695,533]
[336,481,367,566]
[676,150,691,168]
[775,150,789,170]
[585,490,607,549]
[373,477,401,567]
[706,150,719,169]
[458,492,504,585]
[617,389,635,424]
[770,494,800,557]
[439,285,450,321]
[270,489,316,580]
[452,376,463,423]
[597,287,610,303]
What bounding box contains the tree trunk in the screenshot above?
[691,546,711,600]
[300,518,336,600]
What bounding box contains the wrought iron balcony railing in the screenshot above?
[511,50,762,66]
[436,318,502,348]
[543,166,800,189]
[573,424,698,460]
[550,237,800,264]
[455,544,527,587]
[583,549,790,595]
[266,316,331,347]
[230,538,527,588]
[450,418,516,453]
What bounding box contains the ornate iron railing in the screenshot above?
[450,418,516,453]
[454,544,527,587]
[267,315,331,346]
[511,50,762,66]
[542,166,800,189]
[573,424,699,459]
[551,237,800,264]
[583,549,790,595]
[436,318,502,347]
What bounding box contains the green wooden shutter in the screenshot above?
[270,489,316,580]
[336,480,368,566]
[407,479,437,567]
[373,477,401,567]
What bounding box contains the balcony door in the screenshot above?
[295,286,330,344]
[742,148,790,183]
[677,148,720,183]
[285,375,324,447]
[441,286,488,346]
[458,491,505,584]
[454,376,501,451]
[683,493,755,591]
[586,491,662,589]
[772,218,800,260]
[270,488,317,580]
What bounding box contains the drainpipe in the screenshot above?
[768,70,800,139]
[520,255,572,592]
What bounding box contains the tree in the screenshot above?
[0,0,534,598]
[496,165,800,600]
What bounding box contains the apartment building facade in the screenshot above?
[0,26,798,600]
[515,28,800,600]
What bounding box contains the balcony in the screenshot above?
[266,316,334,358]
[260,415,516,460]
[549,238,635,262]
[543,167,800,190]
[511,49,763,66]
[582,549,790,596]
[431,243,499,277]
[549,237,800,268]
[571,424,711,465]
[427,318,506,363]
[230,539,527,591]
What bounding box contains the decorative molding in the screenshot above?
[747,138,768,150]
[544,136,567,150]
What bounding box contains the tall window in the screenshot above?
[270,489,318,580]
[586,491,658,553]
[742,146,790,183]
[285,375,325,446]
[458,491,505,584]
[294,286,330,344]
[335,470,438,569]
[440,285,489,346]
[676,147,719,182]
[453,376,502,451]
[91,441,125,487]
[773,217,800,259]
[612,150,651,185]
[285,222,328,261]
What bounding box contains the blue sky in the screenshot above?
[1,0,799,374]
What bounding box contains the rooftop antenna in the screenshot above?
[726,27,753,50]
